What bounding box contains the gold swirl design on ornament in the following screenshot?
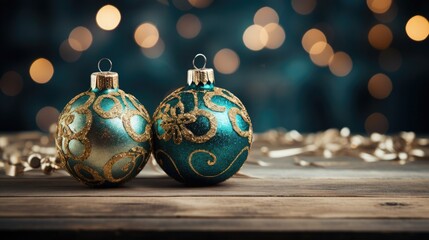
[62,91,96,112]
[118,91,151,143]
[126,92,151,118]
[154,89,217,144]
[122,109,151,142]
[228,107,253,144]
[103,147,147,183]
[203,87,253,145]
[93,92,122,119]
[155,149,184,180]
[181,109,217,143]
[188,146,249,178]
[73,162,105,185]
[62,135,91,161]
[56,91,95,161]
[203,87,243,112]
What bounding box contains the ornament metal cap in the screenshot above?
[91,58,119,90]
[187,53,215,86]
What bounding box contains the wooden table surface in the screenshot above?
[1,149,429,239]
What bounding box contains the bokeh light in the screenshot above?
[368,24,392,50]
[59,40,81,63]
[310,43,333,67]
[368,73,393,99]
[264,23,286,49]
[405,15,429,41]
[309,41,327,55]
[213,48,240,74]
[68,26,93,52]
[379,48,402,72]
[134,23,160,48]
[374,2,397,23]
[188,0,213,8]
[29,58,54,84]
[366,0,392,14]
[254,7,279,26]
[291,0,317,15]
[328,52,353,77]
[141,38,165,59]
[36,106,59,132]
[176,14,201,39]
[365,112,389,134]
[302,28,327,53]
[0,71,23,96]
[96,5,121,31]
[243,24,268,51]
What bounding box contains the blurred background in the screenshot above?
[0,0,428,134]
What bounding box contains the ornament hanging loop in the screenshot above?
[98,58,113,72]
[92,58,118,90]
[193,53,207,70]
[188,53,214,86]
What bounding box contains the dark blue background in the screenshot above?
[1,0,428,133]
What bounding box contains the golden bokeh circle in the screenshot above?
[134,23,160,48]
[368,24,392,50]
[368,73,392,99]
[213,48,240,74]
[29,58,54,84]
[405,15,429,41]
[96,5,121,31]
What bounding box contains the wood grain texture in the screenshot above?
[2,154,429,238]
[1,196,429,219]
[2,218,429,232]
[1,177,429,197]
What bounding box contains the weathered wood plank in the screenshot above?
[0,196,428,218]
[1,177,429,198]
[1,218,429,232]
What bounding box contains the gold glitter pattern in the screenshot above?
[189,146,249,178]
[73,162,105,186]
[93,92,122,119]
[103,146,147,183]
[122,92,152,143]
[154,89,217,144]
[56,91,95,161]
[56,89,151,185]
[203,87,253,145]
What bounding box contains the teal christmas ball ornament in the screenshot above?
[152,54,253,185]
[56,58,152,187]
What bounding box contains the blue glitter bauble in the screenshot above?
[56,86,152,187]
[152,83,253,185]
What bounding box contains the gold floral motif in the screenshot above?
[103,146,147,183]
[73,162,105,185]
[154,88,217,144]
[93,92,123,119]
[155,149,184,180]
[188,146,249,178]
